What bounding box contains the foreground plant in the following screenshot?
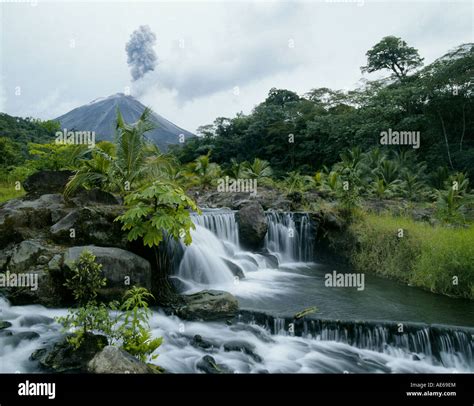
[58,251,163,362]
[116,180,200,302]
[118,287,162,362]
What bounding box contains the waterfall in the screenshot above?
[239,310,474,370]
[264,212,314,262]
[172,209,315,293]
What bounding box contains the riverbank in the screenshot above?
[318,210,474,300]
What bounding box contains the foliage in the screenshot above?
[172,42,473,181]
[434,172,471,224]
[27,142,86,171]
[59,256,162,361]
[63,250,107,305]
[349,213,474,299]
[116,180,200,247]
[361,36,424,80]
[184,152,221,189]
[65,108,176,197]
[57,302,115,349]
[118,286,163,362]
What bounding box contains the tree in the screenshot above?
[65,108,175,197]
[0,137,20,167]
[361,36,424,80]
[116,180,200,302]
[243,158,273,181]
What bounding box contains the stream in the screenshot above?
[0,209,473,373]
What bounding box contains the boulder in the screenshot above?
[235,202,268,250]
[0,321,12,330]
[174,290,238,321]
[8,240,45,273]
[69,188,121,206]
[196,355,232,374]
[31,333,107,373]
[0,194,67,246]
[5,269,64,307]
[223,340,262,362]
[18,315,54,327]
[2,331,40,348]
[50,207,126,247]
[23,170,74,196]
[87,346,155,374]
[191,334,218,350]
[64,246,152,301]
[221,258,245,279]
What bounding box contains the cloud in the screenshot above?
[132,3,305,103]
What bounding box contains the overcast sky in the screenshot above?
[0,0,472,133]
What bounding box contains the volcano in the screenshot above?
[55,93,194,151]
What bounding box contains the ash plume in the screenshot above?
[125,25,157,81]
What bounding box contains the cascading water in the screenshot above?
[173,209,315,295]
[1,209,472,374]
[264,212,314,262]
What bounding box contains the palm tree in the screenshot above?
[376,159,400,185]
[186,152,221,189]
[243,158,273,181]
[65,108,174,197]
[226,158,248,179]
[283,171,314,194]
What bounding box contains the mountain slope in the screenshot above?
[55,93,194,151]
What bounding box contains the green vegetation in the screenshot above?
[349,213,474,299]
[116,180,200,248]
[65,108,175,197]
[58,250,162,362]
[0,182,25,204]
[119,287,162,362]
[116,181,200,302]
[172,41,473,181]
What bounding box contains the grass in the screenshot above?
[349,213,474,299]
[0,182,25,204]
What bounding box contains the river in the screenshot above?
[0,209,473,373]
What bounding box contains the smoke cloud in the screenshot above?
[125,25,157,81]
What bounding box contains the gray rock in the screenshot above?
[87,345,155,374]
[47,254,63,272]
[196,355,232,374]
[50,207,126,247]
[64,246,152,301]
[8,240,45,273]
[5,268,64,307]
[31,333,107,373]
[0,320,12,330]
[175,290,238,321]
[262,253,279,269]
[0,195,68,245]
[236,202,268,250]
[3,331,40,347]
[221,258,245,279]
[37,255,49,265]
[191,334,218,350]
[23,170,74,197]
[18,315,54,327]
[70,188,121,206]
[234,253,259,267]
[223,340,262,362]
